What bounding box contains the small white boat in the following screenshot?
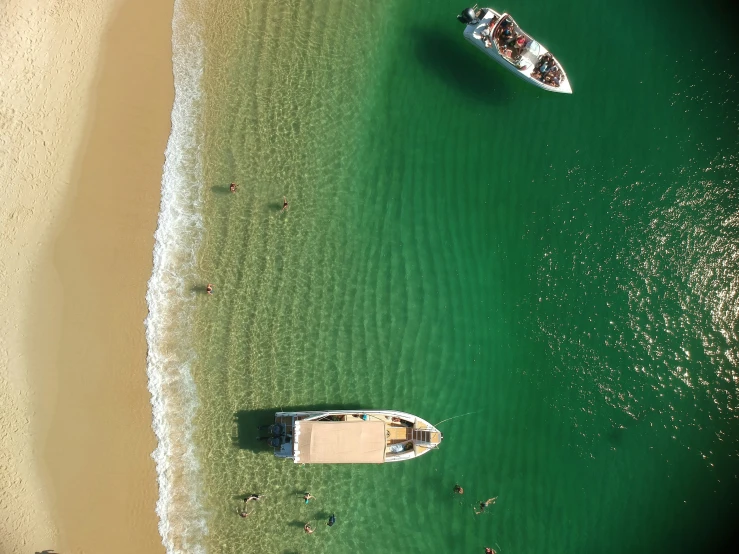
[457,6,572,94]
[269,409,443,464]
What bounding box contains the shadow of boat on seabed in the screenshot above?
[233,403,363,453]
[413,26,512,106]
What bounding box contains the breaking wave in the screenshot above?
[145,0,208,551]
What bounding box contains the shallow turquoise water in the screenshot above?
[151,0,739,552]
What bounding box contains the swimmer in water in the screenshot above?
[230,182,238,193]
[475,497,497,515]
[302,492,315,504]
[206,283,213,295]
[281,196,289,212]
[244,494,264,503]
[453,484,464,495]
[327,514,336,527]
[304,523,314,534]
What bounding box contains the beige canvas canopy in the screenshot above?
[294,420,386,464]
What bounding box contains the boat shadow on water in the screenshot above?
[413,27,511,106]
[232,404,363,453]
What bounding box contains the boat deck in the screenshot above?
[273,414,295,458]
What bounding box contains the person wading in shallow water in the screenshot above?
[302,492,315,504]
[281,196,289,212]
[304,523,314,534]
[206,283,213,295]
[230,182,238,193]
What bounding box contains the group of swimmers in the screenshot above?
[453,484,499,552]
[205,185,290,296]
[532,53,562,87]
[453,484,498,516]
[229,182,288,212]
[238,491,336,535]
[238,485,495,549]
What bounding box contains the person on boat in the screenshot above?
[303,492,315,504]
[481,27,493,48]
[327,514,336,527]
[230,182,238,193]
[501,28,514,44]
[304,523,314,534]
[206,283,213,295]
[453,484,464,495]
[475,497,497,515]
[281,196,289,212]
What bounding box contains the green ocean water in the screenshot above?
[158,0,739,552]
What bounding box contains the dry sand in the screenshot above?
[0,0,173,552]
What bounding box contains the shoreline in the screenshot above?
[0,0,174,552]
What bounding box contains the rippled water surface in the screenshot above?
[148,0,739,552]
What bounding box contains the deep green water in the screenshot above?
[155,0,739,552]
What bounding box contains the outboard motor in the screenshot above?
[457,7,477,25]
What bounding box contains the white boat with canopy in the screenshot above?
[268,410,443,464]
[457,6,572,94]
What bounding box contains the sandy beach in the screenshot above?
[0,0,172,552]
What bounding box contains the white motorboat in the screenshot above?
[267,409,443,464]
[457,6,572,94]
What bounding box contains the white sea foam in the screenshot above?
[145,0,208,551]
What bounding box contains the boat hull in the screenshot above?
[271,409,443,464]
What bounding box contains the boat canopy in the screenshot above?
[294,420,386,464]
